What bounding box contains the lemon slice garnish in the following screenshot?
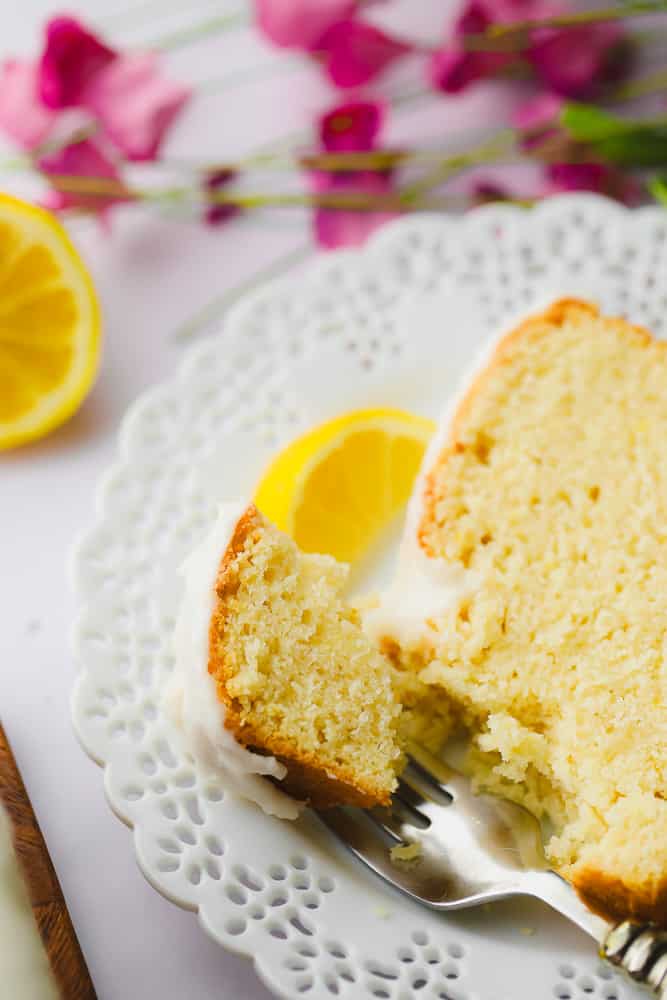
[0,193,101,449]
[255,407,435,563]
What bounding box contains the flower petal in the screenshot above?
[203,168,241,226]
[39,137,129,216]
[0,59,57,149]
[471,179,511,205]
[529,22,626,98]
[429,46,514,93]
[428,0,516,93]
[39,15,115,109]
[319,100,385,152]
[317,19,411,89]
[511,92,563,132]
[547,162,641,204]
[312,171,396,249]
[254,0,356,49]
[83,52,192,161]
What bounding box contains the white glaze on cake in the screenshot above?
[165,503,301,820]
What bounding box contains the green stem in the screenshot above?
[40,174,440,211]
[399,130,518,206]
[612,66,667,100]
[149,11,249,51]
[465,2,667,50]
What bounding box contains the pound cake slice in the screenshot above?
[389,299,667,923]
[209,504,402,808]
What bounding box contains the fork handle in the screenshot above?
[602,921,667,996]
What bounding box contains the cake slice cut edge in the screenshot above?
[385,297,667,924]
[208,504,403,809]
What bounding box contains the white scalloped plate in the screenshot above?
[72,195,667,1000]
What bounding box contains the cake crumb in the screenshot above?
[519,926,535,936]
[390,841,422,864]
[374,906,393,919]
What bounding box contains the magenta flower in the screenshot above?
[254,0,356,49]
[39,15,115,109]
[83,53,191,161]
[0,59,56,149]
[547,162,641,204]
[429,0,625,97]
[39,137,129,218]
[529,21,626,97]
[316,19,412,88]
[319,99,385,152]
[512,92,566,154]
[203,168,241,226]
[313,169,396,248]
[471,179,512,205]
[310,100,397,249]
[0,14,191,167]
[429,0,518,94]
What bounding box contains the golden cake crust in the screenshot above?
[208,504,391,809]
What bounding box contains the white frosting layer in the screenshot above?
[373,297,572,646]
[0,806,57,999]
[165,503,301,820]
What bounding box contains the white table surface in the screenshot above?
[0,3,518,997]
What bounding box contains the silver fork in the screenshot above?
[318,743,667,997]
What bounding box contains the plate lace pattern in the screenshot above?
[72,196,667,1000]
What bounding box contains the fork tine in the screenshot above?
[400,765,453,808]
[316,806,454,905]
[366,807,404,843]
[406,741,460,795]
[391,792,431,829]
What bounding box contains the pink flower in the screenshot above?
[512,92,563,133]
[310,99,397,249]
[319,99,385,152]
[0,15,192,164]
[203,168,241,226]
[313,170,396,249]
[471,179,511,205]
[547,162,641,204]
[254,0,356,49]
[529,21,626,97]
[0,59,56,149]
[39,137,130,218]
[316,19,412,88]
[83,53,191,161]
[512,92,567,155]
[39,15,115,109]
[429,0,518,94]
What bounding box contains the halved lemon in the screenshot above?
[0,193,101,450]
[254,407,435,563]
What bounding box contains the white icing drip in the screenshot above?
[165,502,301,820]
[365,546,480,646]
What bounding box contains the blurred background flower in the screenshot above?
[0,1,666,249]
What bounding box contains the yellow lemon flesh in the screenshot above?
[0,193,101,449]
[255,408,435,563]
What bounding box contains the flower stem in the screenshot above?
[38,173,473,212]
[465,2,667,50]
[612,66,667,100]
[488,1,667,34]
[398,130,518,205]
[150,10,249,51]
